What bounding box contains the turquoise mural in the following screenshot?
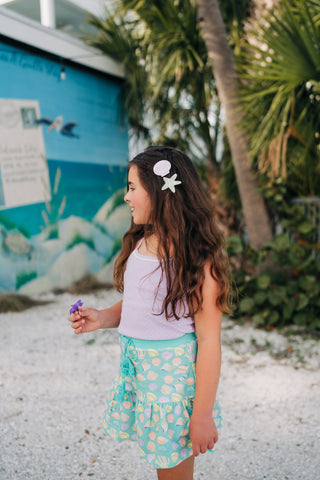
[0,41,130,294]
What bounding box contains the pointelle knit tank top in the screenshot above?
[118,239,195,340]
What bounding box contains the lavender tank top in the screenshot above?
[118,239,195,340]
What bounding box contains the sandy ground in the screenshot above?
[0,290,319,480]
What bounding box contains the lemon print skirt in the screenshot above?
[103,332,222,469]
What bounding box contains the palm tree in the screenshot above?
[87,1,222,170]
[198,0,273,248]
[238,0,320,197]
[86,10,151,140]
[218,0,252,56]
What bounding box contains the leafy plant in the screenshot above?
[228,186,320,331]
[237,0,320,197]
[86,0,223,169]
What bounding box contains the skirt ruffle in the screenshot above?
[103,334,222,469]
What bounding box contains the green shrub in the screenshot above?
[228,188,320,331]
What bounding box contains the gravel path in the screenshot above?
[1,290,319,480]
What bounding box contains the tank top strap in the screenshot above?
[136,237,144,250]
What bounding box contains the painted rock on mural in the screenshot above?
[2,230,32,256]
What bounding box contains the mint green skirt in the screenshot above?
[103,333,222,469]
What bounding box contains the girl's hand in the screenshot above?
[189,414,218,456]
[68,307,102,334]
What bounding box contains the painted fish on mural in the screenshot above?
[34,115,79,138]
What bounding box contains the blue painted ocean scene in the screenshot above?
[0,38,130,293]
[1,159,128,236]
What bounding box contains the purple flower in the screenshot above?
[69,299,83,314]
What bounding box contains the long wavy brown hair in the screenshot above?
[114,146,231,319]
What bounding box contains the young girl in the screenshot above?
[69,146,231,480]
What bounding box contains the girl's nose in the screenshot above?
[124,191,129,203]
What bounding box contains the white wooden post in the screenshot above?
[40,0,56,28]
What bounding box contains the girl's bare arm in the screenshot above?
[189,264,222,456]
[69,300,123,334]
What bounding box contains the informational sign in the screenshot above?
[0,99,51,209]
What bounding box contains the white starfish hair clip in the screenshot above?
[153,160,182,193]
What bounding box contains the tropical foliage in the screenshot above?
[237,0,320,197]
[87,0,221,169]
[87,0,274,246]
[228,182,320,331]
[198,0,273,248]
[218,0,251,54]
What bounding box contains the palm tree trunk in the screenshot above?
[198,0,273,249]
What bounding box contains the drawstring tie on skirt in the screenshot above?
[118,337,137,402]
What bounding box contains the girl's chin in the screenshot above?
[132,214,146,225]
[133,219,147,226]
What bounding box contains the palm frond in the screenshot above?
[237,0,320,195]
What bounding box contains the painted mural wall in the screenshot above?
[0,40,130,295]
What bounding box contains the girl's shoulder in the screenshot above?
[136,237,159,257]
[134,237,144,250]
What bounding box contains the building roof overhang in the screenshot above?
[0,6,124,78]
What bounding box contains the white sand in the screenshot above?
[0,290,319,480]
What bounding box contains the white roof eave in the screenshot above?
[0,6,125,78]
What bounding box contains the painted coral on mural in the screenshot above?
[0,187,131,294]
